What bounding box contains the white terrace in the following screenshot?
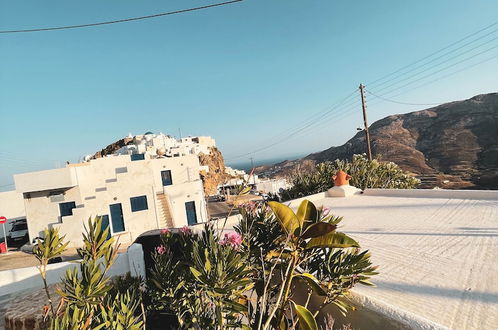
[293,189,498,329]
[228,189,498,329]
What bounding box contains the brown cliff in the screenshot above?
[257,93,498,189]
[199,147,230,195]
[92,137,133,159]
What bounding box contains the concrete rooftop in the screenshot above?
[284,189,498,329]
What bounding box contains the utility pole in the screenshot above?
[359,84,373,161]
[250,157,256,186]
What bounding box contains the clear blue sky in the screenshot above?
[1,0,497,189]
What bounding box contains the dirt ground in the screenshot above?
[0,244,131,271]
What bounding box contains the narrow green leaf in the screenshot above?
[239,186,252,196]
[294,273,327,296]
[189,267,203,280]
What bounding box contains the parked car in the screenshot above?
[211,195,226,202]
[22,236,63,263]
[8,220,29,246]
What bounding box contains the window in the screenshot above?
[130,195,148,212]
[59,201,76,217]
[100,215,111,240]
[185,201,197,225]
[161,170,173,186]
[110,203,125,233]
[130,154,145,161]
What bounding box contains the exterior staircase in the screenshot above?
[156,193,174,228]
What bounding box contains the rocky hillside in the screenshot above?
[199,147,230,196]
[92,137,133,159]
[256,93,498,189]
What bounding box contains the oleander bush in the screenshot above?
[36,200,377,329]
[35,217,145,329]
[234,200,377,329]
[148,199,377,329]
[281,154,420,200]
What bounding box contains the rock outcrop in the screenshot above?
[92,137,133,159]
[199,147,230,196]
[257,93,498,189]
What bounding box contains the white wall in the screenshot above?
[0,191,26,238]
[0,243,145,296]
[17,154,208,247]
[15,167,77,193]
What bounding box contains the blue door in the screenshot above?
[100,215,111,240]
[109,203,125,233]
[185,201,197,226]
[161,170,173,186]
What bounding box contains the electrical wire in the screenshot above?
[0,0,243,34]
[366,21,498,87]
[368,53,498,109]
[372,37,498,95]
[369,43,498,99]
[365,90,444,106]
[228,21,498,160]
[225,94,361,161]
[244,89,358,147]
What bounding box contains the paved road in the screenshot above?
[207,201,239,219]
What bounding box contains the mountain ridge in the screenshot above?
[255,93,498,189]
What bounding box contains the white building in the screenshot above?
[0,191,26,239]
[110,132,216,159]
[225,166,247,177]
[14,154,208,247]
[255,179,291,194]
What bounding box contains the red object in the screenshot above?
[0,242,6,253]
[0,216,6,224]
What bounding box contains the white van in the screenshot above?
[8,219,28,245]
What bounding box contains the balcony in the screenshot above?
[14,167,78,193]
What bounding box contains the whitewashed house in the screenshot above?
[14,153,208,246]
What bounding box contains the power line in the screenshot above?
[225,91,360,161]
[369,43,498,99]
[372,36,498,95]
[368,53,498,108]
[365,90,445,106]
[366,21,498,87]
[229,21,498,160]
[0,0,243,34]
[254,90,358,145]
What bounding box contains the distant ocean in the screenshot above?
[227,153,307,171]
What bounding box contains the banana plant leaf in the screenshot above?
[306,232,359,249]
[292,302,318,330]
[268,202,301,234]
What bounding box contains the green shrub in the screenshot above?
[234,200,377,329]
[38,217,145,329]
[148,225,251,329]
[281,154,420,200]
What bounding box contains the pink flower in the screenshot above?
[322,207,330,217]
[180,226,192,235]
[219,232,242,249]
[156,245,167,255]
[160,228,171,235]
